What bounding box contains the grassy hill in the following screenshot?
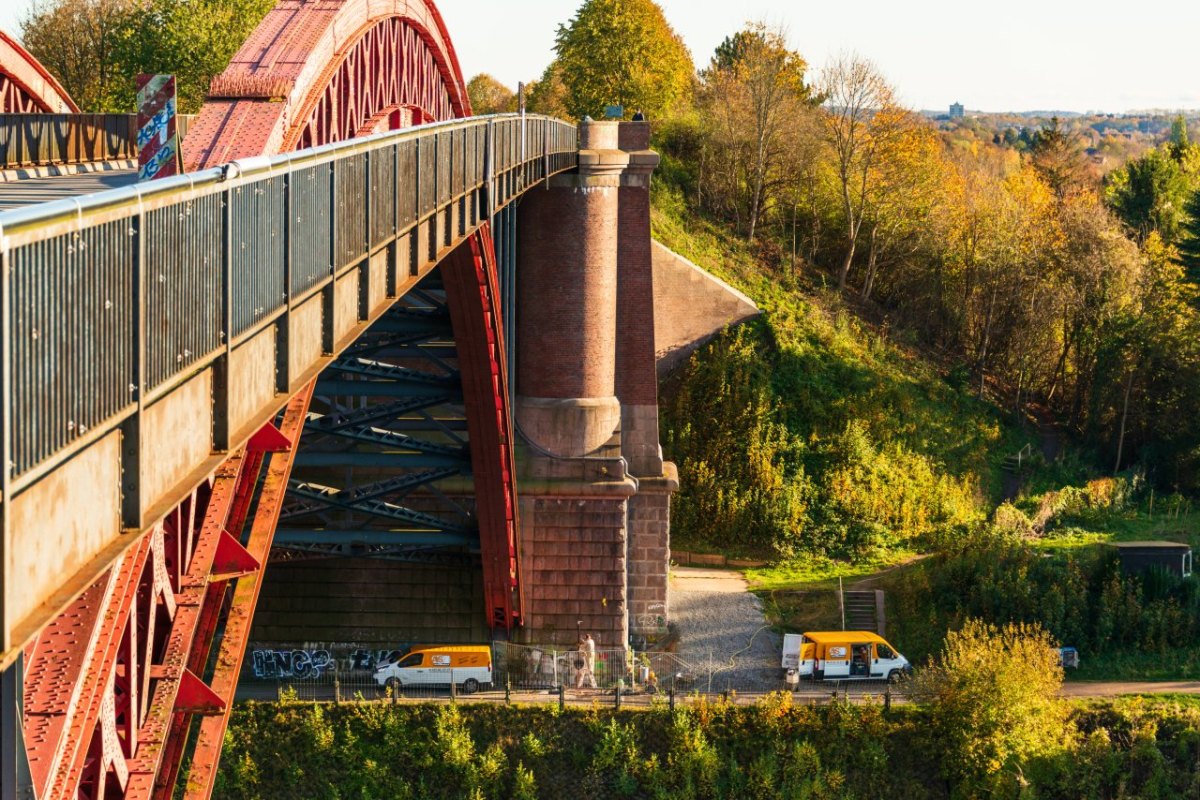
[653,180,1034,564]
[652,180,1200,679]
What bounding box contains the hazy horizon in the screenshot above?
[3,0,1198,115]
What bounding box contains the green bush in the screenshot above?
[885,532,1200,671]
[215,696,1200,799]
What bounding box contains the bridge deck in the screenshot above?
[0,114,579,665]
[0,168,138,210]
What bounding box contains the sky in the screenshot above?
[3,0,1199,114]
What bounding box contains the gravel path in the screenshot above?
[670,567,783,692]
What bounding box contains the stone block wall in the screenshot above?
[252,558,488,644]
[626,480,673,641]
[519,496,630,647]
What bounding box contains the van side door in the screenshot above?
[823,644,851,678]
[393,652,424,685]
[427,653,452,685]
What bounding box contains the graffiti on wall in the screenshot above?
[349,649,399,671]
[246,644,409,680]
[251,648,333,679]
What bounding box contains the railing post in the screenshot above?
[0,226,10,654]
[558,683,565,711]
[484,119,495,225]
[276,171,293,394]
[120,195,146,527]
[322,161,336,354]
[387,142,399,299]
[212,185,233,451]
[668,687,675,713]
[358,151,371,322]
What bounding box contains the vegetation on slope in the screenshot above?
[215,695,1200,799]
[654,179,1025,562]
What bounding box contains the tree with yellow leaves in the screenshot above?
[908,619,1068,794]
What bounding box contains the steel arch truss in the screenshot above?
[281,280,478,559]
[0,30,78,113]
[279,229,522,632]
[19,390,313,800]
[186,0,470,169]
[294,17,456,149]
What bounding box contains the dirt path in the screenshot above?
[670,567,782,692]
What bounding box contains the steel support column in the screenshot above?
[441,227,522,632]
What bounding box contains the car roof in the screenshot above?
[409,645,491,653]
[802,631,890,644]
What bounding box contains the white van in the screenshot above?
[782,631,911,683]
[373,645,493,693]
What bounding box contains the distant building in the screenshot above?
[949,102,965,119]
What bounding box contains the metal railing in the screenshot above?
[0,113,578,509]
[233,642,902,709]
[0,113,197,168]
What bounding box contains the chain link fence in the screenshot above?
[234,641,904,708]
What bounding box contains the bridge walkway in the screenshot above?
[0,167,137,210]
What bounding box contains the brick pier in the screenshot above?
[515,120,677,648]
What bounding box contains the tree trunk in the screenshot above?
[791,199,799,273]
[838,239,856,290]
[861,223,879,300]
[978,285,999,395]
[1114,367,1135,474]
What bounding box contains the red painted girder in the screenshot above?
[0,28,79,112]
[25,531,150,799]
[178,383,315,800]
[146,442,269,798]
[119,454,250,798]
[186,0,471,169]
[441,227,522,631]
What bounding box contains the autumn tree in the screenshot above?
[909,620,1068,793]
[23,0,273,113]
[110,0,275,113]
[1030,117,1091,197]
[818,54,903,290]
[21,0,131,111]
[857,110,946,300]
[467,74,516,115]
[553,0,693,120]
[697,24,814,242]
[1105,146,1194,243]
[525,61,571,119]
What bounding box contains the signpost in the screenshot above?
[137,73,180,181]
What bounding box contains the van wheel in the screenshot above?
[386,677,402,694]
[887,670,902,684]
[462,678,479,694]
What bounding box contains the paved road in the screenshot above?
[1060,680,1200,697]
[0,168,137,210]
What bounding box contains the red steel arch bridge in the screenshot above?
[0,2,676,798]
